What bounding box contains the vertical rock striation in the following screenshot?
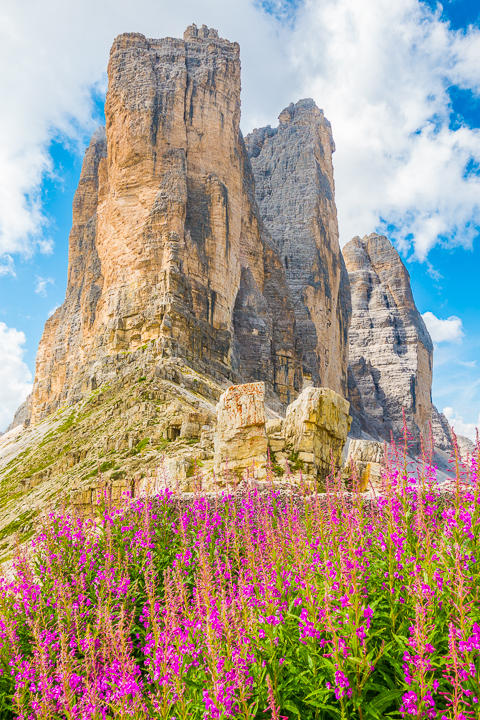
[432,406,475,460]
[245,100,350,397]
[343,233,433,449]
[30,25,303,422]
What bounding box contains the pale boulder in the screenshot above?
[214,382,268,480]
[343,438,385,491]
[284,387,351,481]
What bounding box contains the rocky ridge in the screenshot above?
[245,100,350,397]
[0,358,350,562]
[432,407,455,453]
[432,406,475,460]
[0,24,469,560]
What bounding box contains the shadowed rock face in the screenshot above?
[432,406,454,453]
[30,25,303,422]
[343,233,433,449]
[245,99,351,397]
[432,406,475,460]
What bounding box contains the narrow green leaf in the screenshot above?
[282,699,302,717]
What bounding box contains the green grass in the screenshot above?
[0,510,36,543]
[129,438,150,456]
[186,459,204,477]
[56,412,76,434]
[154,440,171,452]
[268,450,285,477]
[287,449,304,472]
[99,460,115,473]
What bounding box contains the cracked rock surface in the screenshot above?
[343,233,433,450]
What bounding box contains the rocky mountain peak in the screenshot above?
[245,99,349,397]
[278,99,334,142]
[11,27,451,468]
[183,24,221,41]
[29,26,307,424]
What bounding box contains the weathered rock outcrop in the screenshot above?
[213,382,351,483]
[214,382,268,479]
[245,100,350,397]
[30,25,303,423]
[4,394,31,433]
[283,386,351,482]
[344,233,433,450]
[457,435,476,459]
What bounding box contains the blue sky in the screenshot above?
[0,104,105,374]
[0,0,479,437]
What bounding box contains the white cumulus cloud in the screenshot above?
[0,322,33,431]
[287,0,480,257]
[422,311,464,344]
[0,0,295,268]
[1,0,480,269]
[0,256,16,277]
[443,407,480,443]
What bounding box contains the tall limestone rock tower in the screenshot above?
[30,25,306,422]
[245,100,351,397]
[343,233,433,449]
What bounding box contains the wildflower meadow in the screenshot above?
[0,441,479,719]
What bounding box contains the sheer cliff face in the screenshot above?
[33,127,107,417]
[245,100,351,397]
[30,25,303,421]
[343,233,433,448]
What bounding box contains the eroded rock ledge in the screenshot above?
[0,370,351,558]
